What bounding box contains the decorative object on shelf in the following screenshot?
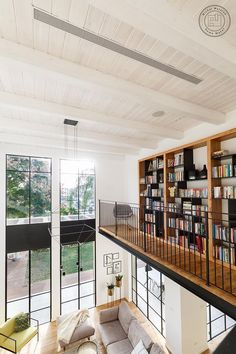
[188,164,198,180]
[103,254,113,267]
[199,164,207,179]
[106,267,113,275]
[115,274,123,287]
[212,150,229,158]
[113,260,122,274]
[107,283,115,296]
[168,186,176,197]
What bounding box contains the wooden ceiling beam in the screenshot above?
[0,39,225,126]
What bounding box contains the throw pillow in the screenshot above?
[14,313,30,332]
[131,340,149,354]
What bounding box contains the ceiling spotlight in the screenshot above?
[152,111,165,118]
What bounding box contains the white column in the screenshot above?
[51,157,61,320]
[0,148,6,323]
[165,277,208,354]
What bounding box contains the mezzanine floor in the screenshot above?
[99,225,236,319]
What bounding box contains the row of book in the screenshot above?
[145,223,156,235]
[183,201,208,217]
[145,186,164,197]
[145,200,164,211]
[213,186,236,199]
[212,164,235,178]
[214,245,235,265]
[212,224,236,244]
[146,173,158,184]
[168,170,184,182]
[178,188,208,198]
[148,158,164,171]
[168,234,206,253]
[145,213,156,223]
[167,202,181,213]
[168,217,205,235]
[167,152,184,167]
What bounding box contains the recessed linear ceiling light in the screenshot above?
[64,118,78,126]
[33,8,202,85]
[152,110,165,118]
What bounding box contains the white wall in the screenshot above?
[0,141,131,321]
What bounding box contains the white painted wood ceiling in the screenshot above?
[0,0,235,154]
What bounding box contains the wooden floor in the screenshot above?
[0,301,225,354]
[100,225,236,309]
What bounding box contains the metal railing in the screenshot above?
[99,200,236,298]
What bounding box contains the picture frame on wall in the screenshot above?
[103,253,113,267]
[112,252,119,260]
[106,266,113,275]
[113,260,122,274]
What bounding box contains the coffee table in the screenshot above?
[77,341,98,353]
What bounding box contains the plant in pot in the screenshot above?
[115,274,123,288]
[107,282,115,296]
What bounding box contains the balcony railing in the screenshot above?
[99,200,236,301]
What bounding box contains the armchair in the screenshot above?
[0,314,39,353]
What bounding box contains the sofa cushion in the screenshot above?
[98,320,127,348]
[107,338,133,354]
[99,306,119,324]
[131,339,148,354]
[118,301,136,334]
[128,320,153,351]
[150,343,166,354]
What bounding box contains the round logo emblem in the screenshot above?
[199,5,231,37]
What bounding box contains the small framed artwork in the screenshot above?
[103,253,113,267]
[112,252,119,260]
[107,266,113,275]
[113,260,122,274]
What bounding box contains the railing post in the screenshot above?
[205,211,210,286]
[98,199,101,229]
[115,201,118,236]
[144,217,147,252]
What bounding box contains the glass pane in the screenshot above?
[211,317,226,338]
[149,307,162,333]
[7,298,29,318]
[31,308,50,325]
[31,248,50,296]
[136,259,147,285]
[62,286,78,303]
[226,316,235,329]
[61,300,78,315]
[78,175,95,218]
[7,171,29,225]
[7,155,29,171]
[137,295,147,316]
[149,292,161,315]
[137,281,147,302]
[80,294,95,309]
[61,244,78,288]
[60,200,78,219]
[61,160,79,175]
[31,173,51,222]
[210,306,223,321]
[80,242,95,283]
[31,292,50,312]
[7,251,29,302]
[80,281,94,297]
[31,157,51,173]
[61,174,78,200]
[78,160,95,175]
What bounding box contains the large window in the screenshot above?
[60,160,95,221]
[61,241,96,315]
[6,155,52,324]
[132,256,165,337]
[7,155,51,225]
[207,304,235,341]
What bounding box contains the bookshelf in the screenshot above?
[139,128,236,268]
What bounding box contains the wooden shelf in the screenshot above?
[139,127,236,269]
